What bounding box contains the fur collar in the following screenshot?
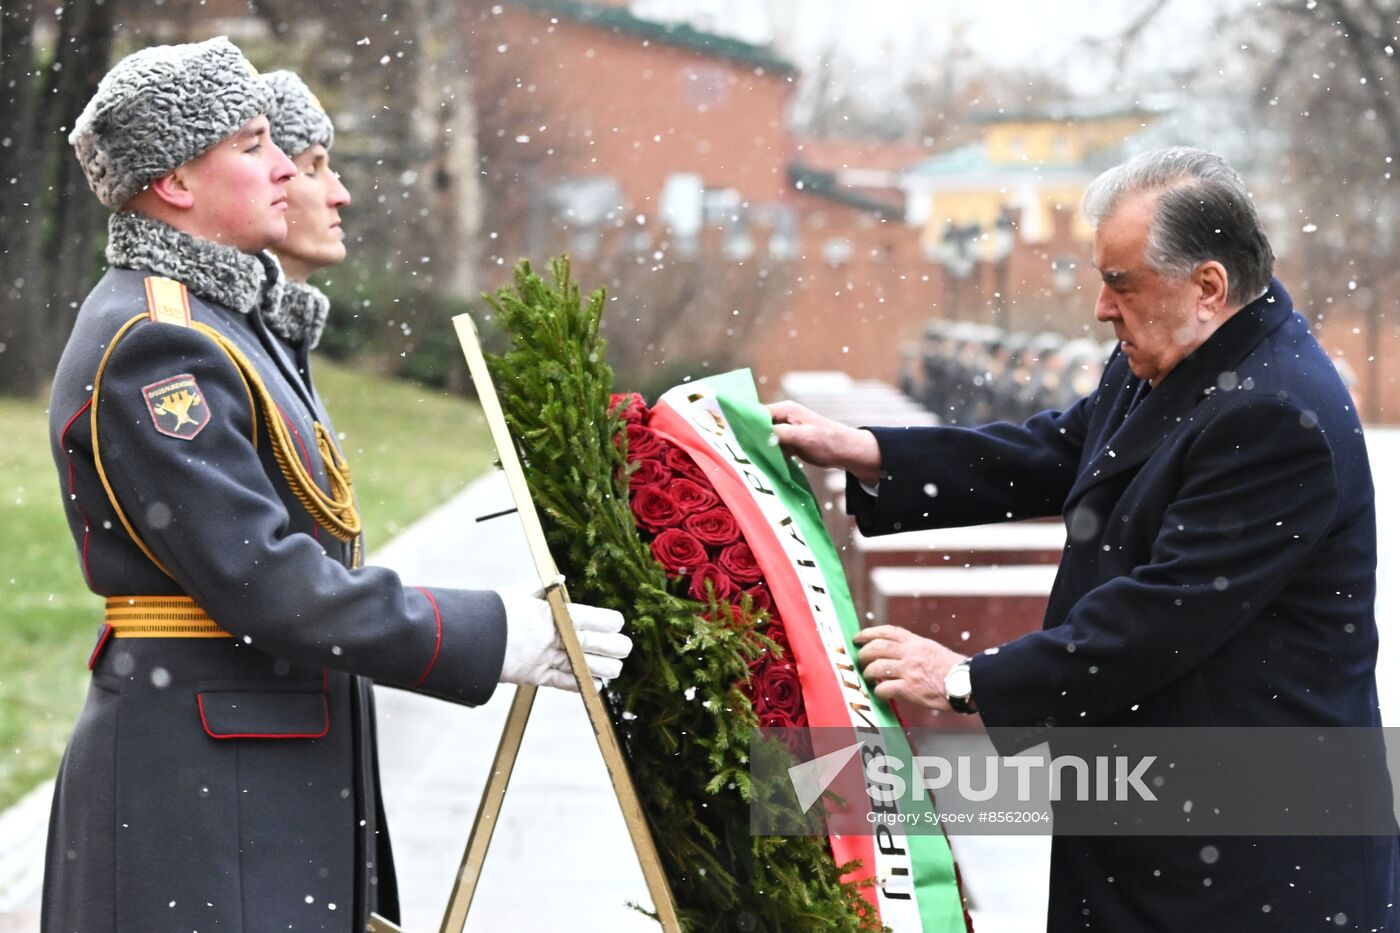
[268,280,331,349]
[105,211,282,319]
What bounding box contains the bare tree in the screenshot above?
[905,60,1073,152]
[0,0,492,395]
[460,0,582,281]
[0,0,116,397]
[584,232,794,396]
[1097,0,1400,420]
[1240,0,1400,420]
[0,0,44,396]
[38,0,117,366]
[788,41,917,141]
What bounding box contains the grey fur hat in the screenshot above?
[264,70,334,157]
[70,36,272,210]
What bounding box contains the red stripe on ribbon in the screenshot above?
[648,401,882,918]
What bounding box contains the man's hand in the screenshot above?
[854,624,967,712]
[767,400,882,486]
[497,585,632,692]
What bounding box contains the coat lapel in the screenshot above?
[1066,278,1296,505]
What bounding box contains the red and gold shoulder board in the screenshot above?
[143,275,192,327]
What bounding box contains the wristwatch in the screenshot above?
[945,660,977,714]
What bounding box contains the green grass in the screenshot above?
[0,397,94,815]
[0,358,493,811]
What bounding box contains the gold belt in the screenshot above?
[104,596,232,638]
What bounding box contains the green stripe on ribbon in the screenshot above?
[708,368,969,933]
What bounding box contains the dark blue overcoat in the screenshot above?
[850,280,1400,931]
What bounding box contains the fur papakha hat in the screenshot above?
[70,36,272,210]
[264,70,334,158]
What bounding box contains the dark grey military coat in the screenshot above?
[43,213,507,932]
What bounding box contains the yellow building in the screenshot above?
[903,103,1167,254]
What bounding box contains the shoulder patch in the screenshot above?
[143,374,211,440]
[143,276,191,327]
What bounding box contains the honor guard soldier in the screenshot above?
[261,68,346,354]
[44,37,630,932]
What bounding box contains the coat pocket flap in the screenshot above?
[197,690,329,739]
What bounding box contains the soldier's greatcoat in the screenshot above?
[43,211,507,931]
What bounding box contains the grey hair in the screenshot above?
[1081,147,1275,306]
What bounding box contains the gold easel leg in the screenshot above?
[543,586,683,932]
[443,313,682,931]
[367,685,536,933]
[437,683,538,933]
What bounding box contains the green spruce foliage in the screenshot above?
[484,259,882,931]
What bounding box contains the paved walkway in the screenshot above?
[8,428,1400,931]
[368,471,660,931]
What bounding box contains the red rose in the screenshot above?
[758,709,797,729]
[764,619,791,659]
[743,584,773,613]
[703,603,747,627]
[684,507,741,547]
[717,541,763,585]
[758,709,809,739]
[632,484,683,533]
[754,661,804,716]
[759,710,810,760]
[628,458,672,489]
[650,528,707,576]
[687,562,738,603]
[730,600,764,627]
[623,423,665,462]
[669,477,720,515]
[609,392,649,424]
[664,446,708,481]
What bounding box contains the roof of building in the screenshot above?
[905,95,1268,182]
[903,142,1108,180]
[792,137,935,174]
[788,162,903,219]
[904,142,992,177]
[506,0,798,75]
[969,96,1175,125]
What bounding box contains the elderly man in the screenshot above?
[772,147,1398,931]
[45,38,629,931]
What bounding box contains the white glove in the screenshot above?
[496,584,632,692]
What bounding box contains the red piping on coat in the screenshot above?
[87,624,113,671]
[413,587,443,687]
[60,399,95,584]
[196,693,330,740]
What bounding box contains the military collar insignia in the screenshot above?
[143,275,192,327]
[143,373,211,440]
[267,280,331,349]
[105,211,277,318]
